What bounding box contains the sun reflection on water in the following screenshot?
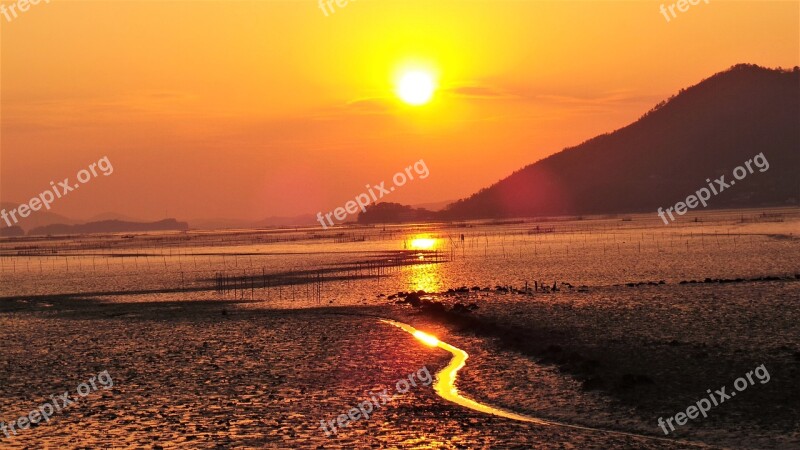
[409,237,437,250]
[413,330,440,347]
[406,261,443,293]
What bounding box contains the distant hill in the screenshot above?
[357,202,437,224]
[441,64,800,219]
[86,212,141,223]
[410,199,454,212]
[0,201,77,232]
[0,225,25,237]
[28,218,189,236]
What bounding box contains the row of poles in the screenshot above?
[213,252,448,302]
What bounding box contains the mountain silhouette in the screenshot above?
[28,218,189,236]
[0,201,77,232]
[357,202,437,224]
[440,64,799,220]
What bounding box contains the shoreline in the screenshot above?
[2,288,797,448]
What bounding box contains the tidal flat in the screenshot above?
[1,208,798,448]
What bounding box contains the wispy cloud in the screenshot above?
[445,85,511,99]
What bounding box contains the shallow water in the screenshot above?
[1,208,798,302]
[0,207,798,448]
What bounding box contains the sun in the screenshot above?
[396,71,436,106]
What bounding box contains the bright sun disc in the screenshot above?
[413,330,440,347]
[397,71,435,105]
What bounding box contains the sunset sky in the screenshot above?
[1,0,798,223]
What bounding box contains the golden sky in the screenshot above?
[1,0,798,222]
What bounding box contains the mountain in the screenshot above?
[357,202,437,224]
[442,64,800,219]
[28,218,189,236]
[0,226,25,237]
[189,217,256,230]
[410,199,455,212]
[0,201,77,232]
[86,212,141,222]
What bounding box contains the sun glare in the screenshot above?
[410,238,437,249]
[413,330,440,347]
[396,71,436,105]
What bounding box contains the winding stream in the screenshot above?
[380,318,713,448]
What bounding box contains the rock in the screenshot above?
[452,303,470,314]
[420,299,446,314]
[405,292,422,307]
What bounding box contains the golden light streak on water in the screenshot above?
[380,319,711,447]
[382,319,551,424]
[413,330,440,347]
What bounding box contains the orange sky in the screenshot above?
[1,0,798,222]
